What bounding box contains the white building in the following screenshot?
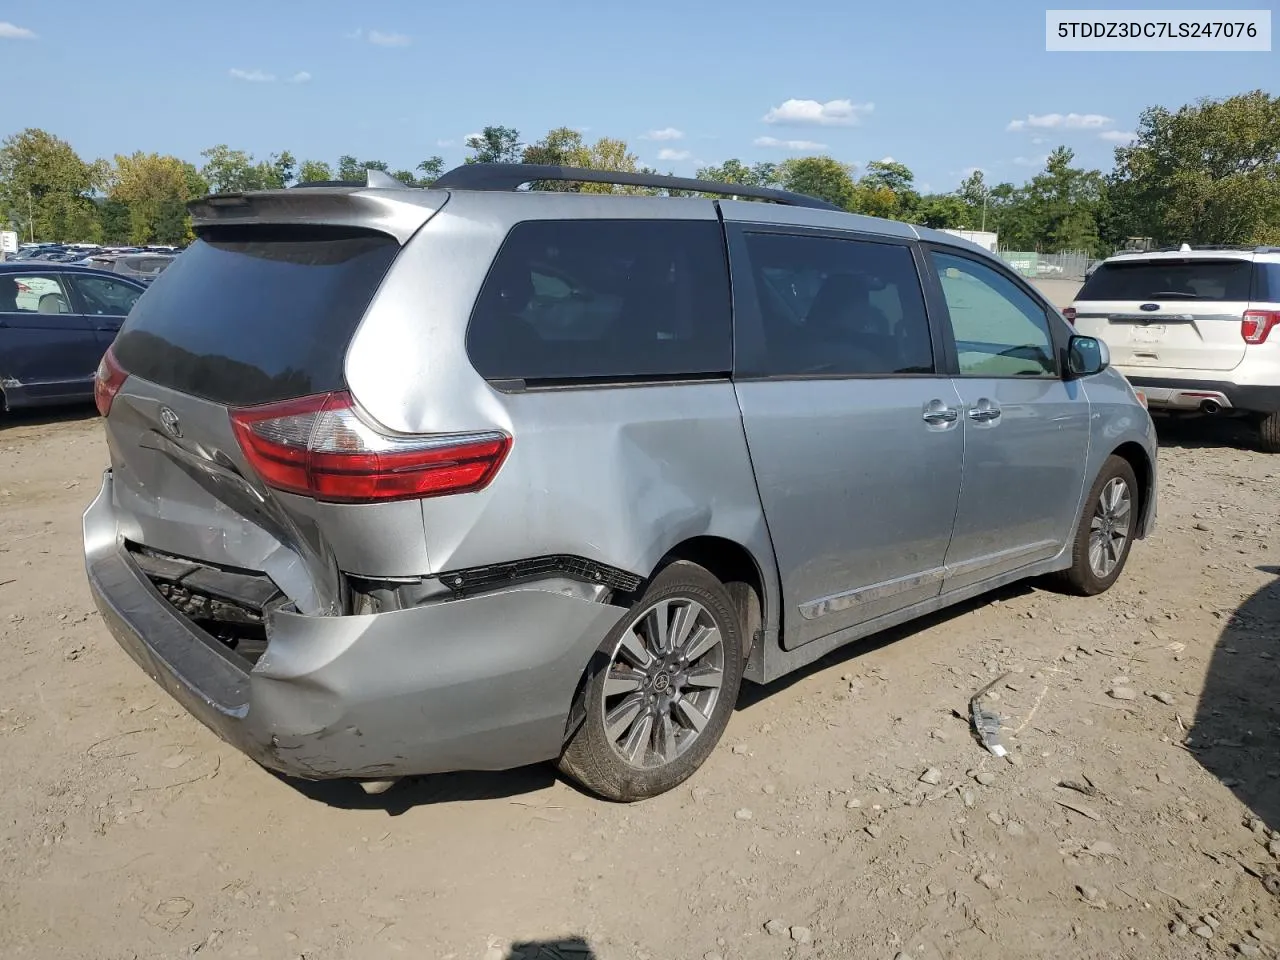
[938,229,998,253]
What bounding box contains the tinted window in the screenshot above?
[932,251,1056,377]
[1251,262,1280,302]
[1078,258,1253,301]
[0,274,71,315]
[743,232,933,376]
[112,226,398,406]
[65,274,142,316]
[467,220,731,383]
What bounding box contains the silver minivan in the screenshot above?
[84,165,1157,801]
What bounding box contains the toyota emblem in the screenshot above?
[158,406,183,439]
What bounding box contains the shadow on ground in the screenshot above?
[504,937,595,959]
[282,581,1049,812]
[0,401,97,432]
[1153,413,1263,453]
[279,763,557,815]
[738,580,1037,708]
[1191,565,1280,831]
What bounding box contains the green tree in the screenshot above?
[694,159,780,189]
[1008,147,1106,253]
[465,126,522,164]
[521,127,585,190]
[96,199,132,244]
[336,155,390,181]
[0,128,101,242]
[567,136,642,193]
[911,193,969,229]
[200,144,262,193]
[778,156,857,209]
[415,156,445,183]
[855,159,919,220]
[107,152,197,244]
[1109,89,1280,245]
[297,159,333,183]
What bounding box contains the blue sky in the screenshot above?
[0,1,1274,193]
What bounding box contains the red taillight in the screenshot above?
[1242,310,1280,344]
[229,391,511,503]
[94,346,128,417]
[1062,306,1077,325]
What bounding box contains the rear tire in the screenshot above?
[1259,412,1280,454]
[558,561,744,802]
[1055,455,1139,596]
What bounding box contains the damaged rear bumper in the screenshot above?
[83,470,627,780]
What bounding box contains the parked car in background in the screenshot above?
[84,164,1158,803]
[0,263,145,410]
[83,253,175,284]
[1069,244,1280,452]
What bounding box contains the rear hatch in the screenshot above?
[1071,255,1253,371]
[100,186,447,617]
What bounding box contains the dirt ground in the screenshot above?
[1,405,1278,960]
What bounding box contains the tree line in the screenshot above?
[1,90,1276,255]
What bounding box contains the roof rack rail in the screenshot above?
[1148,243,1280,254]
[429,163,841,211]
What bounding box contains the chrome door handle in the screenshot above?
[968,399,1002,422]
[922,399,959,425]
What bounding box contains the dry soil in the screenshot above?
[1,408,1278,960]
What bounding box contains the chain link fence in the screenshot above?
[997,250,1102,282]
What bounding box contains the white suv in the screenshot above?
[1069,246,1280,452]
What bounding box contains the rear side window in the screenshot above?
[1078,258,1253,301]
[467,219,731,384]
[1251,261,1280,302]
[112,226,398,406]
[742,232,934,377]
[0,273,70,314]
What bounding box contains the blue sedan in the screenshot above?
[0,263,147,411]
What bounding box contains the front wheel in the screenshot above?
[558,561,744,802]
[1055,455,1139,596]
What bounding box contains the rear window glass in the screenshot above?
[1077,258,1253,301]
[112,226,398,406]
[467,219,732,384]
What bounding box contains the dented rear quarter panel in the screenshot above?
[342,191,781,624]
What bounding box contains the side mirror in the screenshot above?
[1067,335,1109,377]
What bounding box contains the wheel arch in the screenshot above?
[1109,440,1155,538]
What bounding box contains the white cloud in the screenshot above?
[1007,112,1112,132]
[657,148,691,161]
[754,136,828,151]
[1099,129,1137,144]
[0,22,37,39]
[879,155,895,163]
[463,132,483,145]
[287,71,312,84]
[762,98,873,127]
[958,165,987,178]
[368,30,411,46]
[643,127,684,141]
[230,68,276,82]
[436,139,456,148]
[1031,137,1047,145]
[1013,154,1050,168]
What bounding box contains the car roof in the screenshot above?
[0,262,148,286]
[1102,248,1276,265]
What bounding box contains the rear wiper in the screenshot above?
[1145,291,1200,299]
